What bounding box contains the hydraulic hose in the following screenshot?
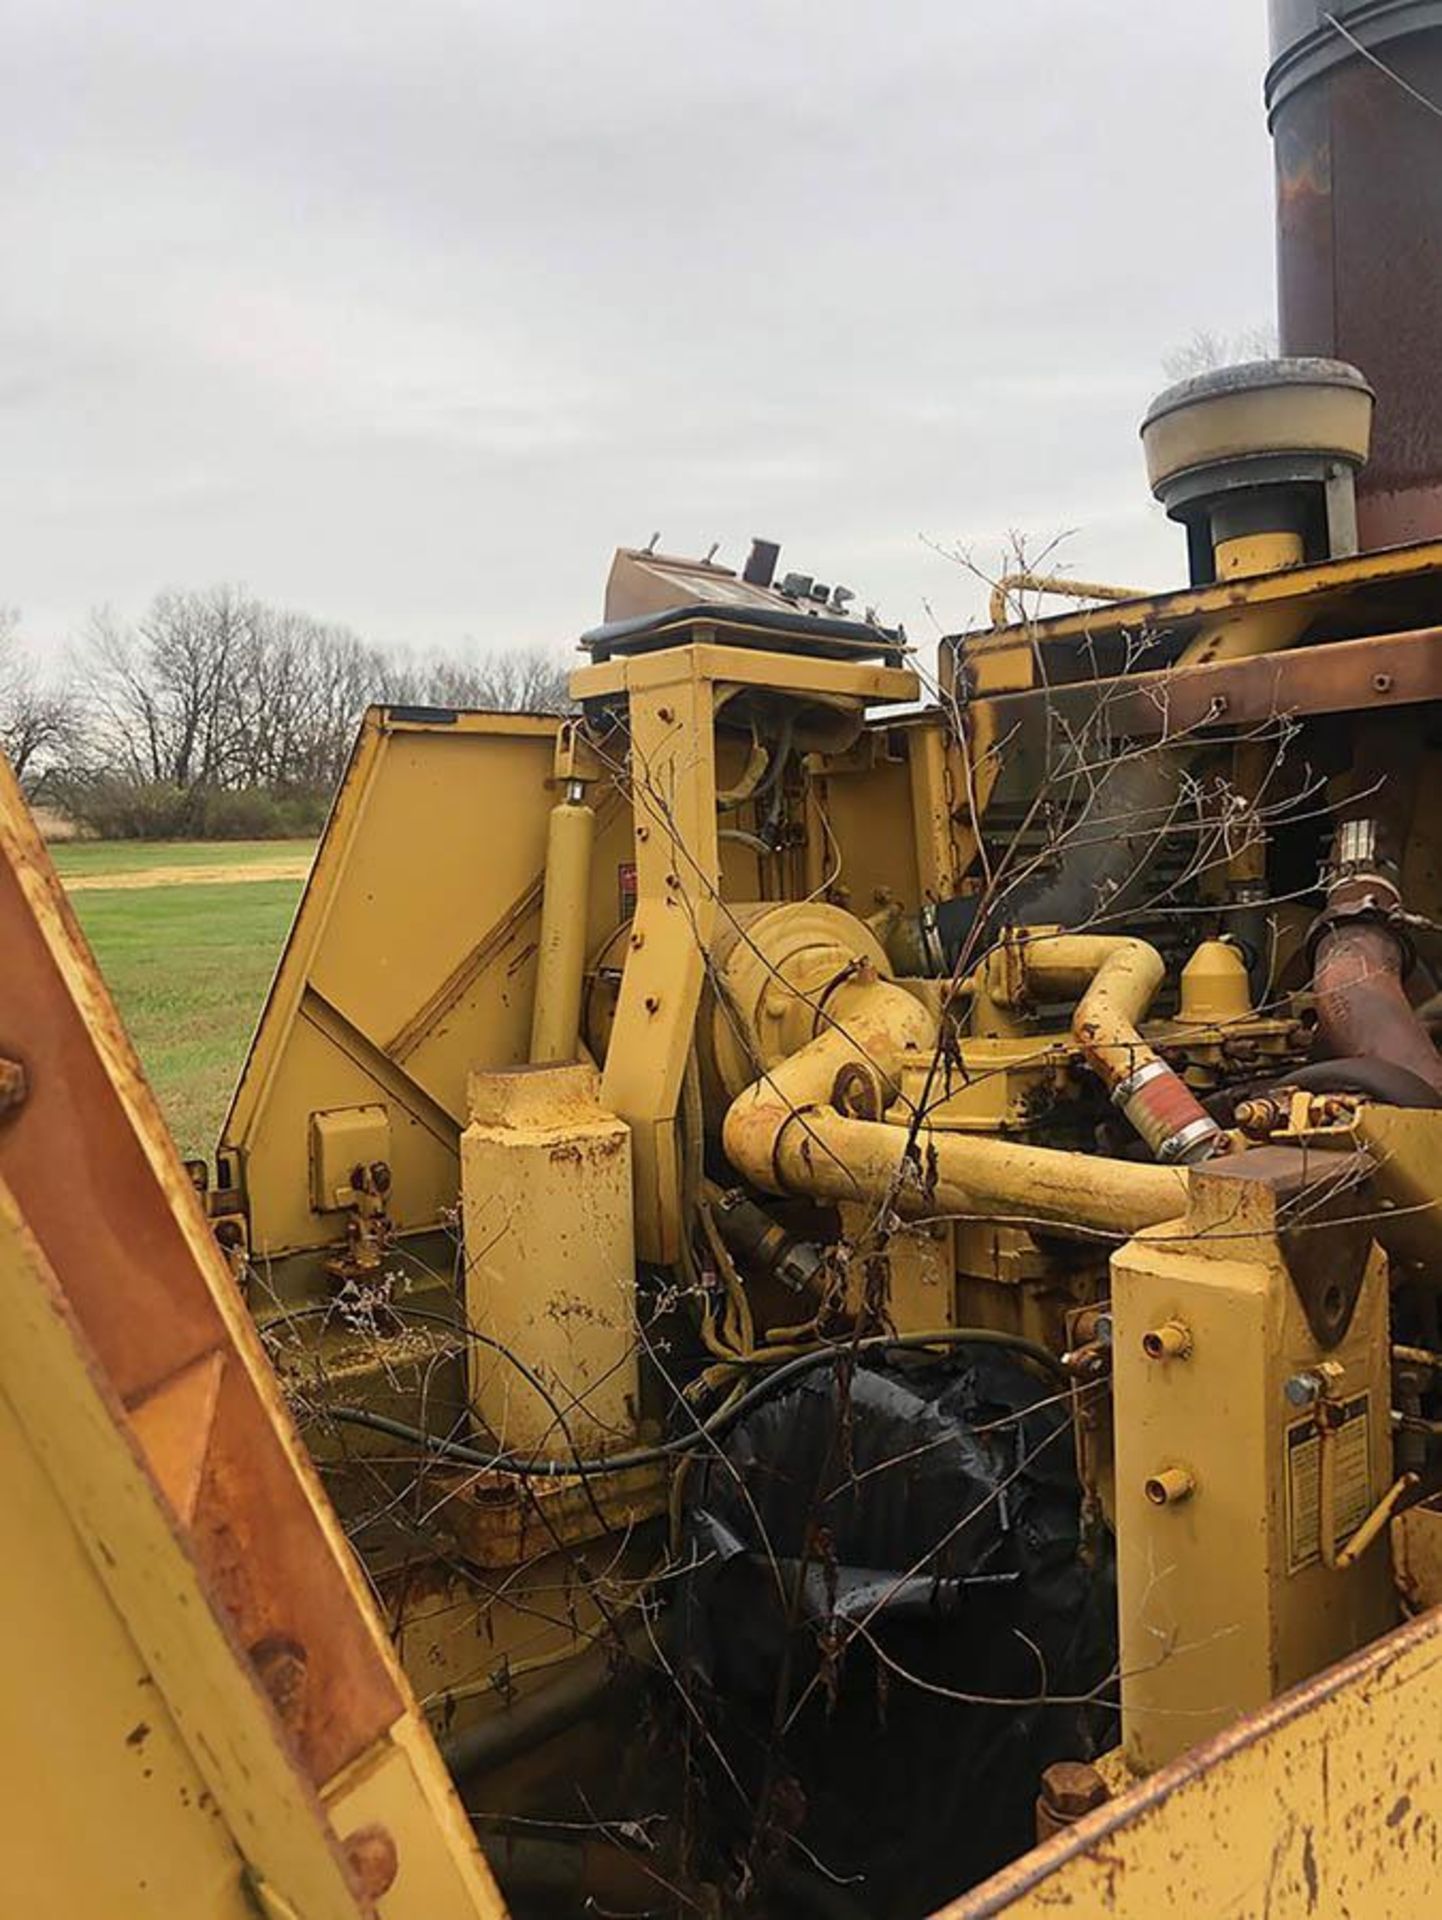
[442,1615,660,1778]
[327,1328,1068,1481]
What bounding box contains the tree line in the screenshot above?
[0,587,572,836]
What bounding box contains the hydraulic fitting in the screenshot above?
[1142,1319,1193,1362]
[1144,1466,1197,1507]
[710,1188,825,1297]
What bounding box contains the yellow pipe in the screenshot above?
[722,975,1189,1240]
[981,932,1163,1091]
[988,572,1147,629]
[529,782,596,1064]
[978,932,1219,1163]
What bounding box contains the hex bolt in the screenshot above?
[1036,1759,1110,1841]
[1144,1466,1196,1507]
[248,1635,309,1739]
[1040,1760,1110,1819]
[1142,1319,1193,1362]
[0,1058,27,1121]
[343,1824,399,1899]
[1285,1370,1325,1409]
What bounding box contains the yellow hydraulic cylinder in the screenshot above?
[463,1061,638,1456]
[529,780,595,1065]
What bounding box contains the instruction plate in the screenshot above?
[1286,1391,1372,1573]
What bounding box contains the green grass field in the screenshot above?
[52,838,311,879]
[61,842,313,1161]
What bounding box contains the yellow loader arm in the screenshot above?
[0,752,506,1917]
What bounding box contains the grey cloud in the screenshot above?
[2,0,1275,655]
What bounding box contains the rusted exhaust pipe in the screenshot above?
[1267,2,1442,547]
[1313,920,1442,1098]
[1310,794,1442,1096]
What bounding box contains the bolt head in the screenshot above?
[1285,1371,1322,1409]
[1040,1760,1109,1818]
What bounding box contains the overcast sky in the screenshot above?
[2,1,1277,662]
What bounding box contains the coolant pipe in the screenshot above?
[722,975,1189,1240]
[979,931,1221,1164]
[529,778,596,1064]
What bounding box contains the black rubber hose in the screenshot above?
[477,1831,675,1912]
[1205,1055,1442,1124]
[442,1614,660,1778]
[327,1328,1067,1482]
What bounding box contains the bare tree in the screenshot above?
[80,586,576,804]
[1162,324,1278,382]
[385,642,575,715]
[0,607,81,783]
[87,585,260,788]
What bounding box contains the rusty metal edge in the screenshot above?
[934,1602,1442,1917]
[980,622,1442,740]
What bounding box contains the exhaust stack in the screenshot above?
[1267,2,1442,548]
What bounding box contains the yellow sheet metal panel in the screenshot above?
[0,750,508,1919]
[0,1382,258,1920]
[807,735,923,913]
[225,709,562,1254]
[936,1604,1442,1918]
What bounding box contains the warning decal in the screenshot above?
[1286,1392,1372,1573]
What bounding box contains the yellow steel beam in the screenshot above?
[571,636,919,706]
[955,535,1442,660]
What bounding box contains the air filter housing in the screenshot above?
[1141,357,1374,584]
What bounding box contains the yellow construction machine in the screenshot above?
[8,4,1442,1915]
